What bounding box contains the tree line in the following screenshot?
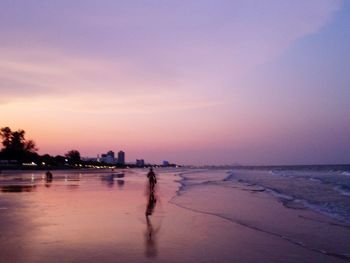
[0,126,87,168]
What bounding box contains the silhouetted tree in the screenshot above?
[65,150,81,164]
[1,127,12,149]
[0,127,38,161]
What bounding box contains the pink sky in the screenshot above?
[0,0,349,165]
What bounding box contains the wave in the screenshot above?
[170,169,350,261]
[334,185,350,197]
[227,169,350,222]
[170,199,350,260]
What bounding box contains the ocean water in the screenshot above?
[172,166,350,223]
[170,166,350,260]
[227,165,350,223]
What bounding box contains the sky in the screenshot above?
[0,0,349,165]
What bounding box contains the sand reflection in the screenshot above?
[117,179,125,188]
[101,174,115,188]
[45,177,53,188]
[1,185,36,192]
[145,189,160,258]
[100,173,125,188]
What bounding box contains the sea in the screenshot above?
[169,165,350,259]
[173,165,350,224]
[226,165,350,223]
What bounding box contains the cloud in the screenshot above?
[75,0,341,69]
[0,1,341,103]
[0,47,170,102]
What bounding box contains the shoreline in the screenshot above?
[170,169,350,261]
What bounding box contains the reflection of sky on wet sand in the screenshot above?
[0,169,169,263]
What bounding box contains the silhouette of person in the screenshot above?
[147,167,157,192]
[45,171,53,181]
[45,171,53,187]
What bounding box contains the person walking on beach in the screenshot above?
[147,167,157,192]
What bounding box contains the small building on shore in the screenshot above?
[101,151,115,164]
[136,159,145,167]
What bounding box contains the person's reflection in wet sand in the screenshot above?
[146,191,157,216]
[45,177,53,188]
[117,179,125,189]
[145,190,159,258]
[101,174,115,188]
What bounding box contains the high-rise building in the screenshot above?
[118,151,125,165]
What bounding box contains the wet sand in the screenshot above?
[0,169,349,262]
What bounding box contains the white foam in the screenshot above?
[266,189,294,201]
[308,178,322,182]
[334,186,350,196]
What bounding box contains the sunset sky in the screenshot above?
[0,0,349,165]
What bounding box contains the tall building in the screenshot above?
[118,151,125,165]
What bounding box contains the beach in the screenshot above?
[0,168,349,263]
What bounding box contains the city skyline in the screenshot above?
[0,0,349,165]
